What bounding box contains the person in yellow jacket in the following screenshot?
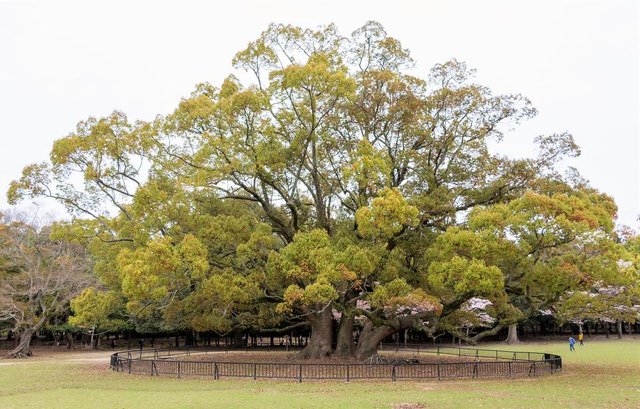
[578,332,584,346]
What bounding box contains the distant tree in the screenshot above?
[68,287,128,348]
[554,229,640,337]
[0,213,91,358]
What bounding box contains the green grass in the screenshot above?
[0,338,638,409]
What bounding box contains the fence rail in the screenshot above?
[109,345,562,382]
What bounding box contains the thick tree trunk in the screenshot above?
[297,307,333,359]
[90,325,95,349]
[5,329,35,358]
[5,315,48,358]
[354,321,396,360]
[616,321,623,339]
[353,312,440,360]
[504,324,520,344]
[66,332,74,350]
[334,315,355,357]
[232,330,244,347]
[186,330,195,346]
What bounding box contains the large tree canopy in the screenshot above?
[7,22,635,359]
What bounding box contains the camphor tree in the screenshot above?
[146,22,545,358]
[8,21,625,359]
[0,212,92,358]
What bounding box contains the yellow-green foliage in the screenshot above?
[356,188,419,239]
[69,287,125,331]
[117,235,208,317]
[427,257,503,301]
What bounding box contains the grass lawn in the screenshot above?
[0,337,638,409]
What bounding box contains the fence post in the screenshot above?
[253,363,257,380]
[508,361,512,377]
[214,362,219,380]
[298,364,302,383]
[437,363,440,380]
[473,362,478,379]
[177,361,181,378]
[392,365,397,382]
[128,357,131,374]
[346,365,350,383]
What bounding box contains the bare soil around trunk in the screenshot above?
[0,345,115,364]
[170,350,473,364]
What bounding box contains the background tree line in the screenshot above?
[2,22,638,359]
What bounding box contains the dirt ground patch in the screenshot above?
[393,403,427,409]
[172,350,473,364]
[1,346,115,363]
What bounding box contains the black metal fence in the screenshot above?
[109,345,562,382]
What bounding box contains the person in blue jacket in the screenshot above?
[569,336,576,351]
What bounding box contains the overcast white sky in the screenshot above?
[1,0,638,228]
